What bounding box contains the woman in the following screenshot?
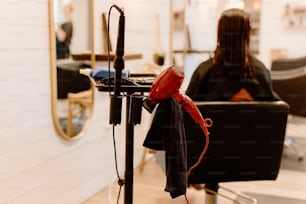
[185,8,279,101]
[56,4,73,59]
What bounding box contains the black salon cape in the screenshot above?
[143,97,187,198]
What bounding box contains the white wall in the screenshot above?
[0,0,161,203]
[259,0,306,67]
[93,0,171,72]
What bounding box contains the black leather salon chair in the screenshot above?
[271,56,306,160]
[57,62,91,99]
[184,101,289,204]
[271,56,306,116]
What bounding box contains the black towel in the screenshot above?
[143,97,187,198]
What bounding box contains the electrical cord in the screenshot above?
[107,6,113,95]
[107,5,125,204]
[112,125,125,204]
[184,119,211,204]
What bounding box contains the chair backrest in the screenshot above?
[184,101,289,184]
[271,57,306,117]
[271,55,306,71]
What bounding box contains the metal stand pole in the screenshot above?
[124,94,134,204]
[96,81,150,204]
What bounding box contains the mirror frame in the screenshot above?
[48,0,95,140]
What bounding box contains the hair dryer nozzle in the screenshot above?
[142,97,156,113]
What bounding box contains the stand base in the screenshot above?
[203,185,257,204]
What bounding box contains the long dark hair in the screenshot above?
[213,8,254,77]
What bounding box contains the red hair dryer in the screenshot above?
[143,64,212,179]
[143,64,212,139]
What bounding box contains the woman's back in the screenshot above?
[185,57,278,101]
[185,8,279,102]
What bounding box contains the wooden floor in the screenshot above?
[83,115,306,204]
[83,157,306,204]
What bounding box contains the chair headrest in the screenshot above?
[271,55,306,71]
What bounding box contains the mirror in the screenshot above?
[49,0,95,140]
